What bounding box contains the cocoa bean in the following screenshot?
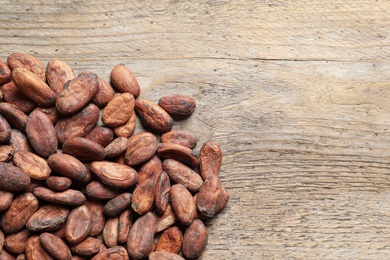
[0,145,13,162]
[70,236,103,256]
[113,111,136,138]
[126,212,155,259]
[45,176,72,191]
[26,110,58,158]
[0,58,11,85]
[135,97,173,133]
[131,179,155,215]
[33,187,86,206]
[0,190,13,212]
[163,159,203,193]
[0,115,11,144]
[84,125,114,147]
[161,129,197,148]
[149,251,185,260]
[102,217,118,248]
[46,60,75,96]
[55,103,99,145]
[12,67,56,107]
[13,150,51,180]
[124,132,158,167]
[104,137,129,159]
[85,180,119,200]
[117,209,132,244]
[0,103,28,132]
[137,155,162,185]
[56,72,99,115]
[158,94,196,119]
[26,204,70,232]
[47,153,87,181]
[65,205,92,244]
[155,171,171,215]
[169,184,196,226]
[156,226,183,254]
[25,235,54,260]
[1,81,36,113]
[7,52,45,80]
[157,143,200,168]
[103,192,132,218]
[84,200,106,237]
[182,219,208,259]
[91,245,129,260]
[91,74,115,107]
[4,228,31,255]
[102,92,135,126]
[62,137,106,162]
[110,64,140,97]
[154,204,176,233]
[199,141,223,180]
[1,193,38,234]
[39,232,72,260]
[90,161,138,189]
[9,129,32,153]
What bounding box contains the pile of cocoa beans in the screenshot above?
[0,52,229,260]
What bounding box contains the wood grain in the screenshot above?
[1,0,390,259]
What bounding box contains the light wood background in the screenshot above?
[1,0,390,259]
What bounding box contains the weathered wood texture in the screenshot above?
[1,0,390,259]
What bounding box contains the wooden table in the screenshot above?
[1,1,390,259]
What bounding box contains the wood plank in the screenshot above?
[1,0,390,259]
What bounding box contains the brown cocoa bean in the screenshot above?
[7,52,45,80]
[163,159,203,193]
[40,232,72,260]
[102,92,135,126]
[118,209,132,244]
[158,143,200,168]
[0,162,30,192]
[155,171,171,215]
[103,192,132,218]
[158,94,196,119]
[9,129,32,153]
[156,226,183,254]
[26,204,70,232]
[84,125,114,147]
[46,60,75,96]
[25,235,54,260]
[90,161,138,189]
[91,74,115,107]
[137,155,162,185]
[1,193,39,234]
[0,58,11,85]
[0,249,17,260]
[1,81,36,113]
[33,187,86,206]
[13,150,51,180]
[169,184,196,226]
[0,229,4,250]
[182,219,208,259]
[44,176,72,191]
[65,205,92,244]
[0,114,11,144]
[86,180,119,200]
[0,190,13,212]
[196,174,229,218]
[0,102,28,132]
[199,141,222,180]
[104,137,129,158]
[91,245,129,260]
[33,106,60,124]
[154,204,176,233]
[113,111,136,138]
[26,110,58,157]
[4,228,31,255]
[161,129,198,148]
[131,179,155,215]
[124,132,158,167]
[149,251,185,260]
[56,72,99,115]
[84,200,105,237]
[126,212,155,260]
[55,103,99,144]
[47,153,87,181]
[135,97,173,133]
[62,137,106,162]
[12,67,56,107]
[70,236,103,256]
[102,217,118,248]
[0,145,13,162]
[110,64,140,97]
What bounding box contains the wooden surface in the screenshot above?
[1,0,390,259]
